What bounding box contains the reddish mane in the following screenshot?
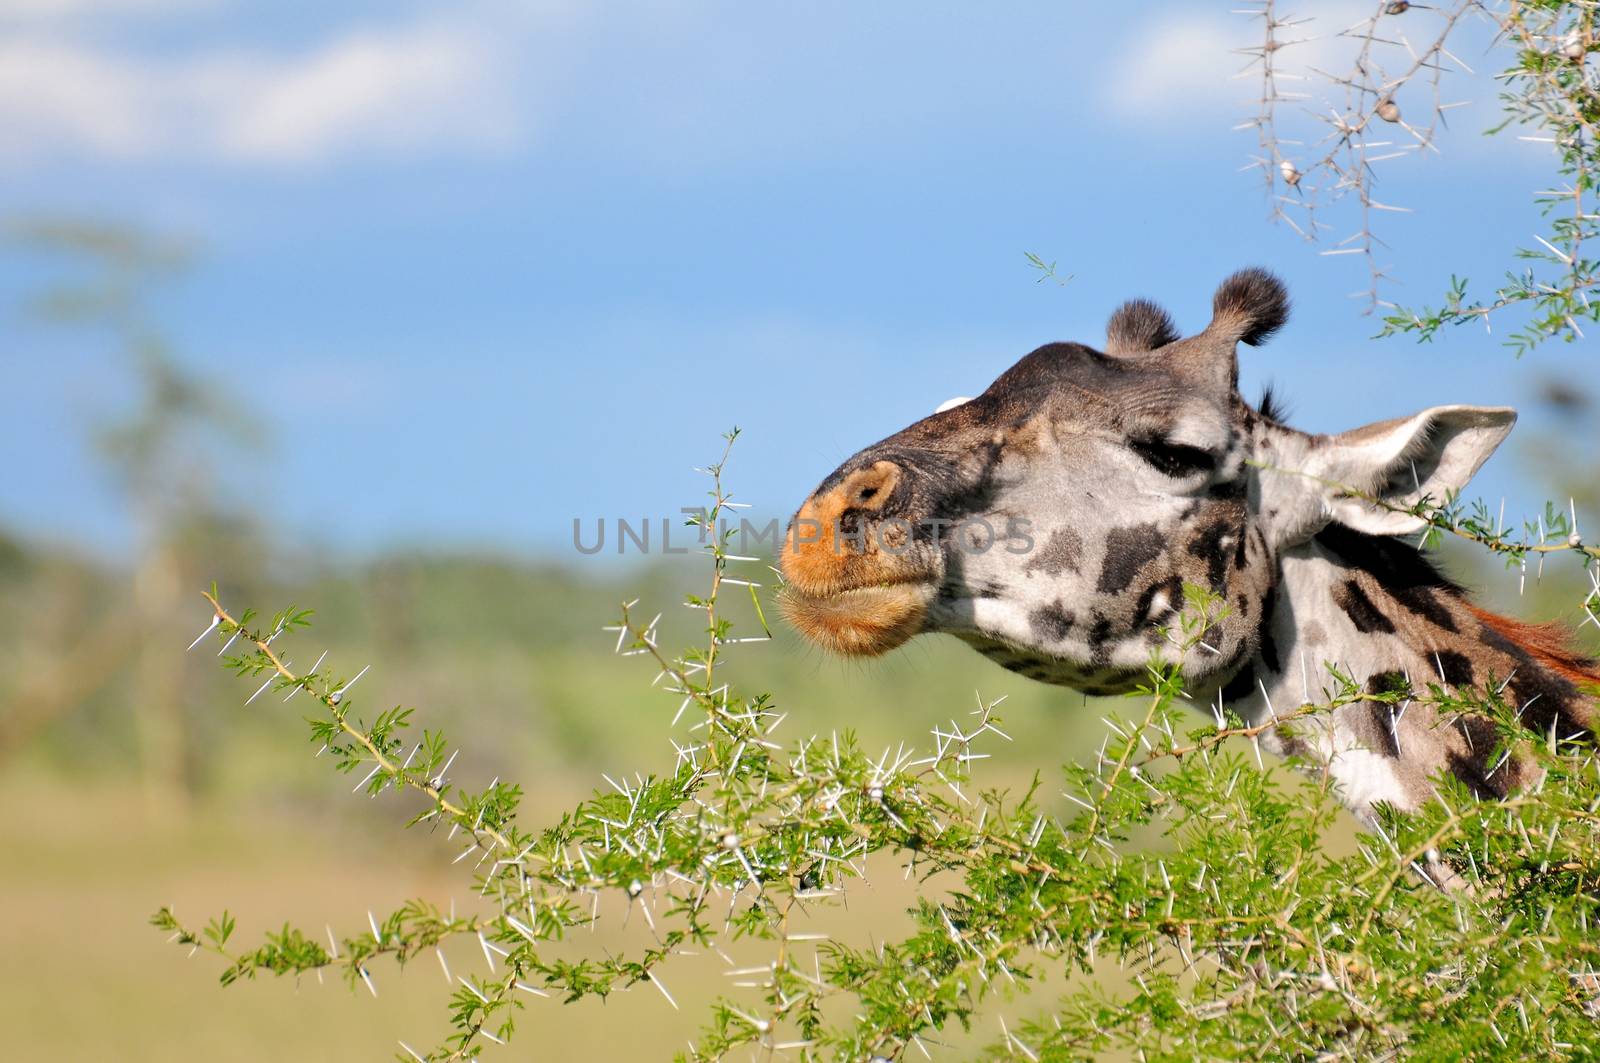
[1469,605,1600,694]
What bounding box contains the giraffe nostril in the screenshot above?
[834,459,902,514]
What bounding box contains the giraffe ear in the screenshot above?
[1311,405,1517,535]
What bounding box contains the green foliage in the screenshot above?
[156,437,1600,1061]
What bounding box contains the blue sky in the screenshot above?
[1,1,1592,566]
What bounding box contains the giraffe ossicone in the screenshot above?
[779,268,1597,821]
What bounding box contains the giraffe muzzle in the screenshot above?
[779,459,939,655]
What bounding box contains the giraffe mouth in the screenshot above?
[778,579,936,657]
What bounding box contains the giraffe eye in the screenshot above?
[1129,436,1217,478]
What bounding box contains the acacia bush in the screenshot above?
[155,432,1600,1061]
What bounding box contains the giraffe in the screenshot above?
[777,268,1598,823]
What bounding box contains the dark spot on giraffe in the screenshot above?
[1446,752,1511,799]
[1028,601,1075,643]
[1187,519,1234,591]
[1454,713,1497,757]
[1342,693,1398,759]
[1087,614,1115,666]
[1393,584,1457,632]
[1274,732,1317,762]
[1508,671,1581,737]
[1258,629,1279,674]
[1132,574,1182,629]
[1366,671,1409,697]
[1446,715,1524,799]
[1334,580,1395,634]
[1360,672,1410,759]
[1220,664,1257,705]
[1430,650,1475,688]
[1026,527,1083,577]
[1097,523,1164,594]
[1258,581,1281,673]
[1208,478,1246,501]
[1364,703,1400,758]
[1316,523,1465,595]
[1470,622,1589,738]
[943,577,1002,601]
[1476,620,1515,652]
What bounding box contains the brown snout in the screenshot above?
[778,460,934,657]
[780,460,902,597]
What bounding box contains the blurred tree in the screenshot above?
[1523,377,1599,515]
[8,220,265,815]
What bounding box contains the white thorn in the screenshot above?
[648,970,679,1009]
[245,676,274,706]
[186,614,220,651]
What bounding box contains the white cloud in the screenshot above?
[0,18,528,165]
[0,39,153,157]
[1,0,217,21]
[212,25,519,163]
[1105,13,1240,119]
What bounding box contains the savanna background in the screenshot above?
[2,2,1597,1058]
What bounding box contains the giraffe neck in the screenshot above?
[1214,523,1597,819]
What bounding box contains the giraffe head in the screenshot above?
[778,268,1515,694]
